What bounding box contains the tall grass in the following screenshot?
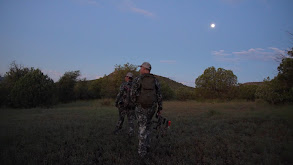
[0,100,292,164]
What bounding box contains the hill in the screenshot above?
[153,74,194,91]
[96,72,194,91]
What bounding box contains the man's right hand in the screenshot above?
[156,110,161,118]
[156,106,162,118]
[158,106,162,111]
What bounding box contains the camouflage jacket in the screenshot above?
[115,81,133,107]
[130,74,162,109]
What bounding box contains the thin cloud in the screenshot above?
[76,0,100,7]
[129,6,154,17]
[85,0,99,6]
[213,47,286,62]
[212,50,239,62]
[221,0,245,5]
[77,0,155,17]
[221,0,269,6]
[123,0,155,18]
[212,50,231,56]
[160,60,176,64]
[233,48,265,56]
[268,47,285,55]
[232,48,280,61]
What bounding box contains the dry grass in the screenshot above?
[0,100,292,164]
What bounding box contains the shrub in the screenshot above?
[112,63,139,91]
[195,66,238,99]
[88,80,101,99]
[1,62,32,106]
[175,87,195,101]
[160,81,175,100]
[239,84,258,101]
[255,78,290,104]
[74,79,90,100]
[10,69,55,108]
[56,71,80,103]
[0,82,9,107]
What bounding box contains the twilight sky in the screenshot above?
[0,0,292,87]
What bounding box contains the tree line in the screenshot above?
[0,48,292,108]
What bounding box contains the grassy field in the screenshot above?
[0,100,293,165]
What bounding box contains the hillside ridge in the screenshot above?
[95,72,194,91]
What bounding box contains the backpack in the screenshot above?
[137,74,157,108]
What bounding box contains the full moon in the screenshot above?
[211,23,216,28]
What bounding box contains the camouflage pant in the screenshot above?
[135,104,157,157]
[116,106,135,135]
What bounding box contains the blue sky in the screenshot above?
[1,0,292,87]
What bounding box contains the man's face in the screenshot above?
[139,67,144,74]
[125,76,130,82]
[140,67,150,74]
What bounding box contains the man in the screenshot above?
[131,62,163,158]
[114,72,135,137]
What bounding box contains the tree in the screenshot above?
[288,47,293,57]
[98,75,117,98]
[74,78,90,100]
[56,70,80,103]
[113,63,139,89]
[88,79,101,99]
[3,61,31,90]
[175,87,195,101]
[255,77,291,104]
[160,81,175,100]
[277,49,293,89]
[195,66,238,99]
[0,62,32,106]
[257,47,293,104]
[0,79,6,107]
[10,69,55,108]
[238,84,258,101]
[99,63,139,98]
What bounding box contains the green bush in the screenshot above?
[255,48,293,104]
[74,79,90,100]
[3,62,31,90]
[1,62,32,106]
[10,69,55,108]
[277,54,293,89]
[56,71,80,103]
[255,78,291,104]
[175,87,195,101]
[161,81,175,100]
[195,66,238,99]
[97,63,139,99]
[112,63,139,91]
[239,84,258,101]
[97,76,117,99]
[0,82,9,107]
[88,80,101,99]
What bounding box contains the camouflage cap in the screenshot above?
[140,62,151,70]
[126,72,133,78]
